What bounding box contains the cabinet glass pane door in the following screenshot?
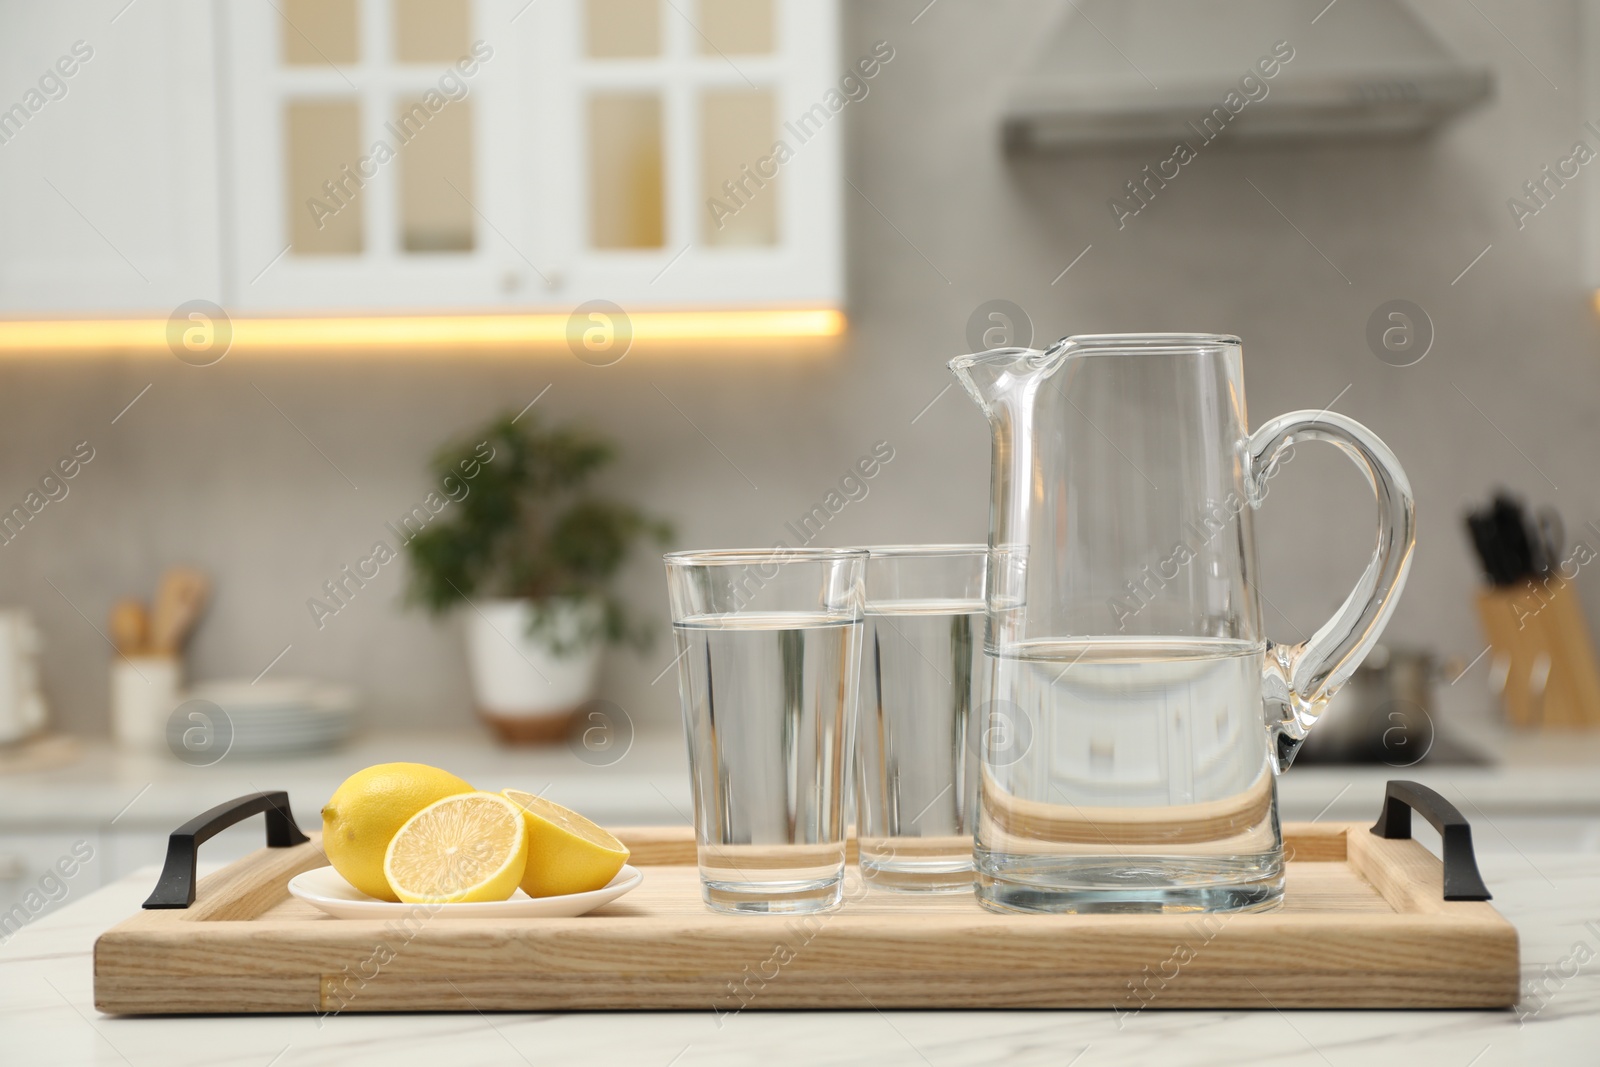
[697,0,773,55]
[393,0,470,62]
[276,1,482,261]
[585,0,661,58]
[285,100,363,254]
[573,0,815,290]
[396,97,476,252]
[281,0,360,65]
[588,94,664,249]
[701,89,777,246]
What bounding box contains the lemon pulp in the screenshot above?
[383,791,529,904]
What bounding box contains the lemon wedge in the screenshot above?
[502,789,630,898]
[383,791,528,904]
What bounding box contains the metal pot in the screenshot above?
[1297,645,1442,766]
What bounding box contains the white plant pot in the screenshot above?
[465,598,603,744]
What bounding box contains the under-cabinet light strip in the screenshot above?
[0,309,846,355]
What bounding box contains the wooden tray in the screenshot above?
[94,784,1520,1014]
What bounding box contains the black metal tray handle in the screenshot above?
[142,791,310,909]
[1369,780,1491,902]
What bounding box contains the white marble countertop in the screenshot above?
[3,853,1598,1066]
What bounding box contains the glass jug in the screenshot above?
[950,333,1414,913]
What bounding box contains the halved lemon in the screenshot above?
[502,789,630,898]
[382,791,528,904]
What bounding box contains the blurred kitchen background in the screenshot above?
[4,0,1600,902]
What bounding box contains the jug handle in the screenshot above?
[1244,410,1416,772]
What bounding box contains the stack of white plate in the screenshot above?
[173,678,358,759]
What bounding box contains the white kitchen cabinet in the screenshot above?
[0,0,842,317]
[0,1,222,314]
[220,0,842,311]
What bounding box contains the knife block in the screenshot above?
[1475,578,1600,728]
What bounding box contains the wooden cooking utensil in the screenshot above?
[149,567,211,655]
[108,599,150,657]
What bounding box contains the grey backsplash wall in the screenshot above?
[7,0,1600,737]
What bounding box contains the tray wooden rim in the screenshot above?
[94,821,1521,1014]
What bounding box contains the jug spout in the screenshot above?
[948,341,1071,421]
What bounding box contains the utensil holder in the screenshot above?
[110,655,182,751]
[1474,577,1600,728]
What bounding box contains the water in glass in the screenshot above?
[856,597,984,891]
[675,610,859,913]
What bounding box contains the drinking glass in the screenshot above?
[664,548,866,914]
[855,545,986,892]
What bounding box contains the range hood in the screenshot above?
[1004,0,1492,152]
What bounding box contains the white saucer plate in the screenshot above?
[287,864,644,919]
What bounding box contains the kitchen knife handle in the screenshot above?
[1369,780,1491,901]
[142,791,310,909]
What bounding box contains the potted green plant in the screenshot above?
[406,413,672,743]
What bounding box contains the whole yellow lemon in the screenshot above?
[321,763,473,901]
